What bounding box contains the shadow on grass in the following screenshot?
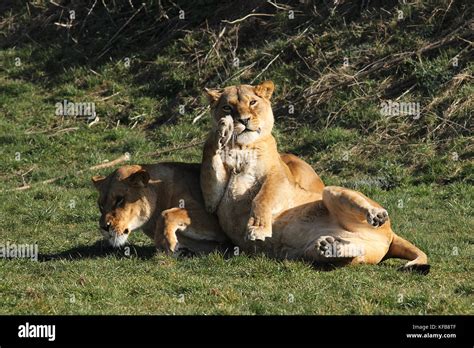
[38,240,157,261]
[36,239,430,275]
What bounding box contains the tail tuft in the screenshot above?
[399,263,431,275]
[386,234,429,273]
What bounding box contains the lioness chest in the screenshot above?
[221,147,261,196]
[217,148,261,241]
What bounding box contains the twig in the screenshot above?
[222,13,274,25]
[79,0,98,35]
[21,166,37,178]
[266,0,291,11]
[99,92,120,101]
[89,68,101,76]
[87,153,131,171]
[222,61,258,84]
[5,153,131,192]
[251,52,281,83]
[204,27,226,63]
[88,116,100,128]
[96,4,145,60]
[48,127,79,137]
[192,106,210,124]
[54,22,73,28]
[49,1,64,7]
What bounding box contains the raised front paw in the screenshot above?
[216,115,234,150]
[246,215,272,241]
[366,207,389,227]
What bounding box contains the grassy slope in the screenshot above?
[0,0,473,314]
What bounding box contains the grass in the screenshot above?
[0,0,473,314]
[0,182,473,314]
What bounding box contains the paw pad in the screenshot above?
[316,236,365,258]
[366,208,388,227]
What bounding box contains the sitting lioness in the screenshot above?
[201,81,429,272]
[91,163,230,254]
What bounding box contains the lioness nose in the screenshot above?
[238,117,250,127]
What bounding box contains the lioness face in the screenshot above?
[91,166,153,248]
[205,81,275,145]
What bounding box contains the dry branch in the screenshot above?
[5,153,131,192]
[301,24,473,105]
[5,138,207,192]
[222,13,274,25]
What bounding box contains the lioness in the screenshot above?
[91,163,230,254]
[201,81,429,272]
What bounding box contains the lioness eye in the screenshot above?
[250,100,257,106]
[222,105,232,112]
[115,196,125,207]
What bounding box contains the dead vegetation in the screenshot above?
[1,0,472,185]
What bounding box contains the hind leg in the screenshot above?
[322,186,389,231]
[308,233,430,271]
[304,233,391,265]
[280,153,325,194]
[312,235,364,260]
[321,186,429,272]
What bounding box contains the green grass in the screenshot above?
[0,182,473,314]
[0,0,473,314]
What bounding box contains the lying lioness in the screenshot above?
[201,81,429,273]
[91,157,322,254]
[91,163,230,254]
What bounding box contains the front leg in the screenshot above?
[246,172,287,241]
[155,207,191,254]
[153,215,168,253]
[200,116,233,213]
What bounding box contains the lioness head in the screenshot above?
[205,81,275,145]
[91,165,155,248]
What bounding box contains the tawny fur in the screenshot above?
[92,163,229,254]
[200,81,429,271]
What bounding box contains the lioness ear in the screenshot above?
[126,169,150,188]
[204,87,222,104]
[254,80,275,100]
[91,175,106,190]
